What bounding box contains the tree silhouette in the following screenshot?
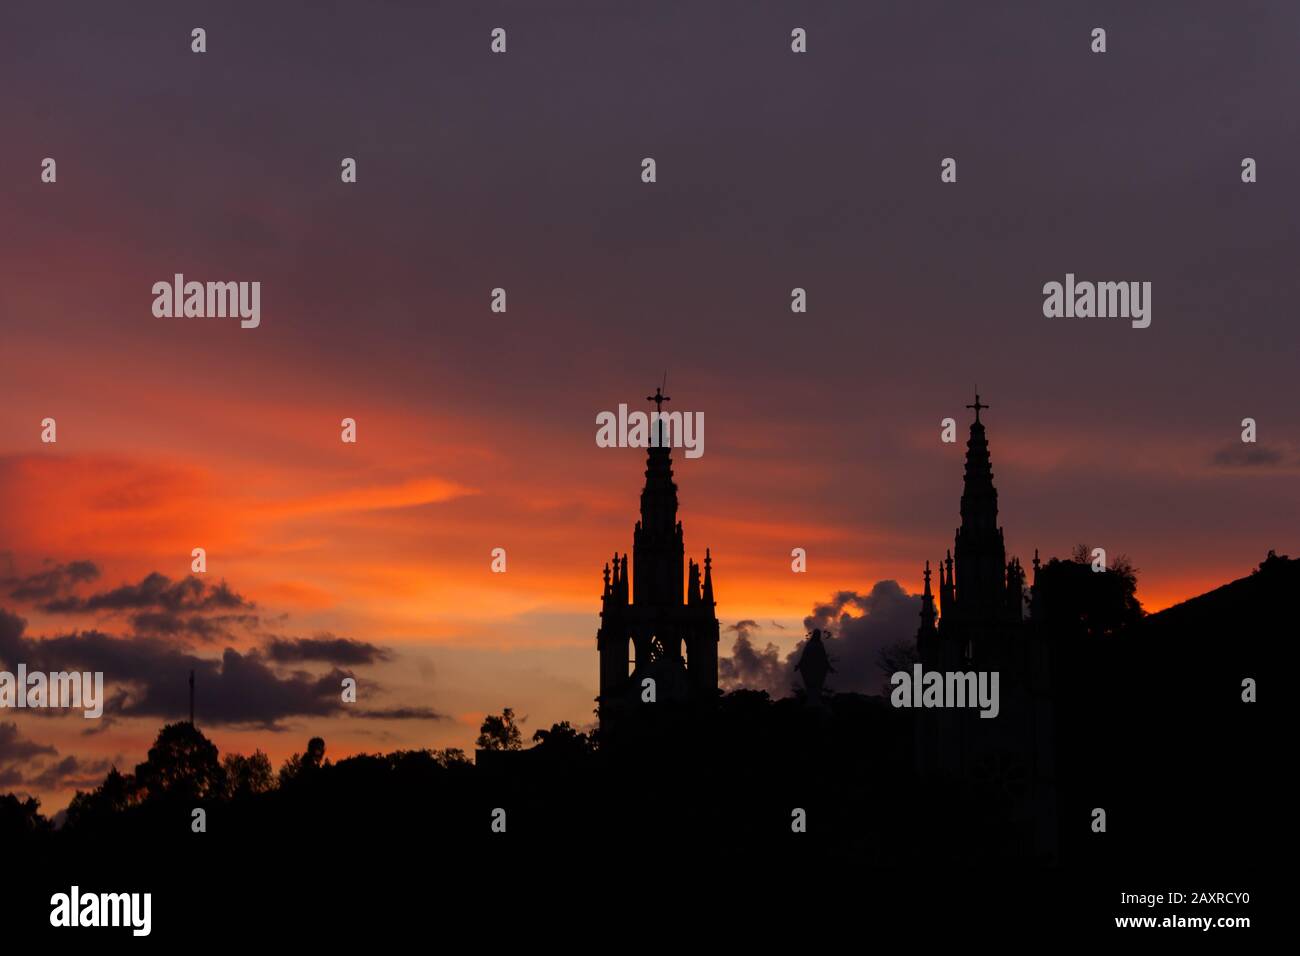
[531,721,591,756]
[304,736,326,769]
[278,737,328,787]
[433,747,471,768]
[64,766,139,830]
[476,708,522,751]
[133,722,225,803]
[223,750,274,798]
[876,638,919,693]
[0,793,51,840]
[1035,553,1143,640]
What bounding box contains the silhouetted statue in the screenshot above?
[794,628,834,694]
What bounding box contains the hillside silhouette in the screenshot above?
[4,551,1282,937]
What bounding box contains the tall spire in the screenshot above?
[646,383,672,461]
[951,391,1007,624]
[959,391,998,535]
[634,384,685,606]
[702,548,715,606]
[638,389,679,537]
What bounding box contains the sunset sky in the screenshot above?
[1,0,1297,813]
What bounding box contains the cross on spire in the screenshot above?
[646,386,671,412]
[966,391,989,423]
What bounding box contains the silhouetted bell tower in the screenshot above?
[596,386,720,737]
[914,392,1055,860]
[949,393,1012,627]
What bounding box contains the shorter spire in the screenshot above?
[939,550,955,618]
[919,560,937,636]
[702,548,715,605]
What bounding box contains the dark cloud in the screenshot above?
[0,721,58,762]
[35,572,258,642]
[28,754,114,791]
[352,707,446,721]
[0,609,368,730]
[129,610,260,642]
[720,584,921,697]
[1,560,100,602]
[0,721,116,792]
[266,635,390,665]
[1210,444,1286,467]
[718,620,788,695]
[41,572,252,615]
[799,582,922,695]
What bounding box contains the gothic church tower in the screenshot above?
[596,388,720,737]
